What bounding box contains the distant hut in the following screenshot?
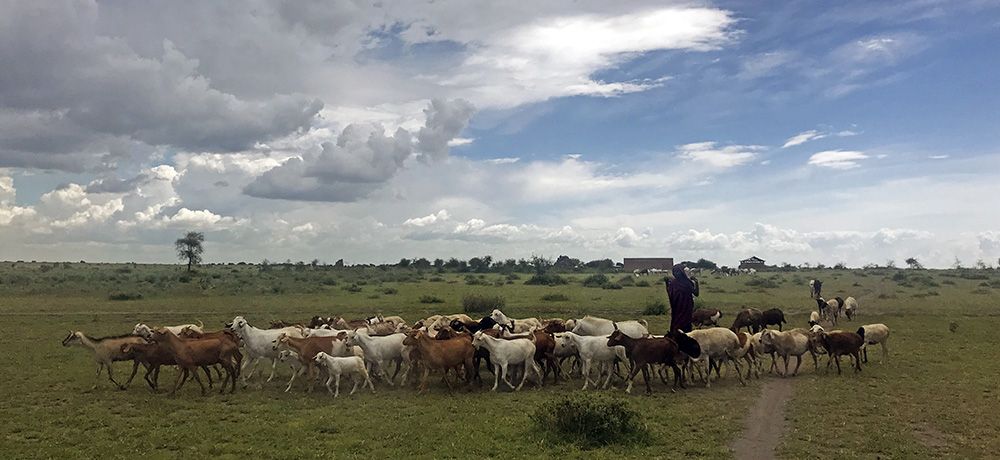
[738,256,766,270]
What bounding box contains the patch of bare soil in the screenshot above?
[732,378,793,460]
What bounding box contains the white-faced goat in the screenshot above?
[312,352,375,397]
[559,331,628,390]
[227,316,305,384]
[571,315,649,338]
[489,309,543,334]
[345,329,408,386]
[471,330,542,391]
[62,331,145,390]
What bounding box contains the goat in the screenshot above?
[858,323,890,363]
[346,330,408,386]
[402,331,475,393]
[121,341,218,392]
[312,352,375,397]
[760,308,786,331]
[227,316,305,384]
[308,316,337,328]
[843,297,859,321]
[272,333,348,392]
[759,328,818,377]
[692,309,723,328]
[818,297,844,325]
[816,330,864,374]
[683,328,746,388]
[471,331,542,391]
[559,331,628,390]
[730,308,764,334]
[132,321,204,338]
[571,315,649,338]
[62,331,146,390]
[607,328,699,393]
[808,311,821,327]
[490,309,542,333]
[149,330,240,395]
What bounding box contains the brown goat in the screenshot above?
[402,331,475,393]
[121,341,216,391]
[272,334,342,392]
[149,331,240,395]
[607,329,696,393]
[531,330,561,383]
[817,331,864,374]
[692,308,723,328]
[731,308,764,333]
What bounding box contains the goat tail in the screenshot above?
[197,319,204,329]
[638,319,649,328]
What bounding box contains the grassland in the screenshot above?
[1,262,998,459]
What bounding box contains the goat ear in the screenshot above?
[612,322,619,331]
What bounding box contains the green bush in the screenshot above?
[634,279,651,287]
[108,291,143,301]
[343,283,362,293]
[524,273,569,286]
[381,287,399,295]
[541,293,570,302]
[419,295,445,304]
[462,294,505,314]
[531,395,650,449]
[602,283,623,290]
[616,275,635,286]
[581,273,609,288]
[641,299,667,315]
[428,276,445,282]
[745,277,779,289]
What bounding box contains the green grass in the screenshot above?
[1,263,999,458]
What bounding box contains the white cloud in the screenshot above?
[808,150,869,169]
[486,157,520,164]
[677,142,762,168]
[447,137,475,147]
[161,208,246,229]
[404,209,450,227]
[782,130,827,148]
[929,155,949,160]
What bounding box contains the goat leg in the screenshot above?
[124,360,141,389]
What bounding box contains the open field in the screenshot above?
[1,263,999,458]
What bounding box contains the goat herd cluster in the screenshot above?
[61,285,891,398]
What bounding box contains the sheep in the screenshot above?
[808,311,821,327]
[606,328,699,393]
[132,321,204,338]
[312,352,375,397]
[809,279,822,299]
[62,331,146,390]
[818,297,844,325]
[692,308,723,328]
[748,331,777,375]
[758,328,818,377]
[730,308,764,334]
[760,308,786,331]
[559,331,628,390]
[471,331,542,391]
[857,323,890,363]
[489,309,542,334]
[816,330,864,374]
[571,315,649,338]
[843,297,859,321]
[401,330,475,393]
[345,329,408,386]
[683,327,746,388]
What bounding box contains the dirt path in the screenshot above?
[731,378,793,460]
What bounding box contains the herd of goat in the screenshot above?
[61,288,891,397]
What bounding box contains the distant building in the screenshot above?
[623,257,674,272]
[739,256,766,270]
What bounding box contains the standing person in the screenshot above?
[666,263,699,334]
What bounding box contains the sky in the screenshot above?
[2,0,999,268]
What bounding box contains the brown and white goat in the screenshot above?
[816,330,864,374]
[62,331,145,390]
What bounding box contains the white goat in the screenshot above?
[312,352,375,397]
[227,316,305,384]
[559,332,628,390]
[490,309,542,333]
[132,321,204,339]
[571,315,648,338]
[844,297,859,321]
[471,331,542,391]
[857,323,889,363]
[759,328,817,376]
[345,330,407,386]
[684,328,746,387]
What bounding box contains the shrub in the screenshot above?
[524,273,569,286]
[505,273,521,281]
[581,273,609,288]
[428,276,445,282]
[642,299,667,316]
[419,295,445,304]
[381,287,399,295]
[462,294,505,313]
[616,275,635,286]
[602,283,623,290]
[321,277,338,286]
[541,293,570,302]
[343,283,362,293]
[108,291,143,301]
[531,395,649,449]
[178,273,193,283]
[745,277,779,289]
[465,275,491,286]
[634,280,650,287]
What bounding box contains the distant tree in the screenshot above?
[443,258,461,270]
[469,255,493,273]
[584,258,615,270]
[398,258,411,268]
[334,258,344,268]
[833,262,847,270]
[432,258,444,269]
[682,258,718,270]
[311,258,320,269]
[174,231,204,272]
[295,261,306,271]
[531,256,553,275]
[975,259,988,270]
[412,258,431,269]
[905,257,924,269]
[260,258,271,272]
[952,257,963,270]
[885,260,896,269]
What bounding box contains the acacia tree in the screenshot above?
[175,231,205,272]
[905,257,924,269]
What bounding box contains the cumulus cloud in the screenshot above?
[677,142,762,168]
[245,99,474,202]
[808,150,869,169]
[404,209,450,227]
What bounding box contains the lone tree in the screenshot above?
[905,257,924,269]
[175,231,205,272]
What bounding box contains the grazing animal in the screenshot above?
[346,330,408,386]
[857,324,890,363]
[62,331,146,390]
[683,328,746,388]
[759,329,818,377]
[132,321,204,338]
[471,331,542,391]
[489,309,543,334]
[809,279,822,299]
[816,330,864,374]
[149,330,240,395]
[808,311,821,327]
[843,296,859,321]
[730,308,764,334]
[571,315,649,338]
[272,333,349,392]
[312,352,375,397]
[818,297,844,325]
[760,308,786,331]
[226,316,305,384]
[692,309,723,328]
[559,331,628,390]
[607,328,697,393]
[402,331,475,393]
[121,341,218,391]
